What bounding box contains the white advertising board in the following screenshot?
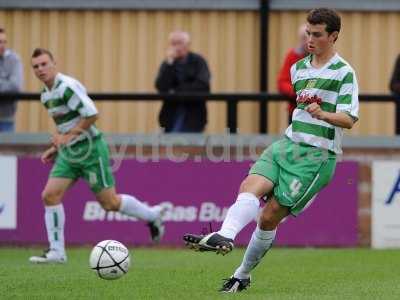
[372,161,400,248]
[0,156,17,229]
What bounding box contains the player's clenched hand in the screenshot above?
[41,146,57,164]
[52,133,64,147]
[52,133,75,147]
[306,103,326,120]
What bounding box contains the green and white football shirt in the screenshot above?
[286,53,359,154]
[41,73,100,144]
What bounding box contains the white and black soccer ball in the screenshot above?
[89,240,131,280]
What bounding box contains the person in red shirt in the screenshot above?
[277,24,308,124]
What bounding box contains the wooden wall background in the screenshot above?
[0,10,398,135]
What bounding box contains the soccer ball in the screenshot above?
[89,240,131,280]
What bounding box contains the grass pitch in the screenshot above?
[0,247,398,300]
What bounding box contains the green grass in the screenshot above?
[0,247,399,300]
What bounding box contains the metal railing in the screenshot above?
[0,92,398,133]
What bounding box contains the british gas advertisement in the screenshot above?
[372,161,400,248]
[0,157,358,246]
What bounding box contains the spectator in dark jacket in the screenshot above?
[0,27,23,132]
[390,54,400,95]
[155,30,210,132]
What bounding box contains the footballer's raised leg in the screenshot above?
[184,175,273,254]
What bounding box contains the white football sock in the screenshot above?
[45,204,65,253]
[119,194,158,222]
[218,192,260,240]
[233,226,276,279]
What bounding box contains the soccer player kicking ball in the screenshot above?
[29,48,165,264]
[184,8,359,292]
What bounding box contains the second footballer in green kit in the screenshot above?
[29,48,165,264]
[184,8,359,292]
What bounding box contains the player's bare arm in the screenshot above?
[52,114,99,147]
[306,102,355,129]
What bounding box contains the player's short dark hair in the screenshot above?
[307,8,341,35]
[31,48,54,61]
[0,27,5,34]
